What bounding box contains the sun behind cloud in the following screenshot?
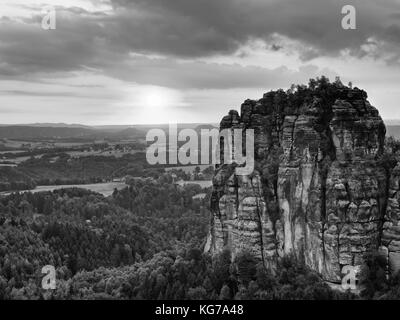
[124,86,187,124]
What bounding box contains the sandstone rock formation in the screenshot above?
[207,78,400,283]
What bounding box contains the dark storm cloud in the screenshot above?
[0,0,399,83]
[0,11,104,75]
[106,0,400,58]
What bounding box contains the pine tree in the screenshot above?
[219,284,231,300]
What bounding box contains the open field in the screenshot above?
[0,182,127,197]
[176,180,212,188]
[66,149,140,158]
[165,165,211,173]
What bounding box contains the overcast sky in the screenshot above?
[1,0,400,124]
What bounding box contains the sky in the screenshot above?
[0,0,400,125]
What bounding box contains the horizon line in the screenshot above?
[0,119,399,127]
[0,122,220,126]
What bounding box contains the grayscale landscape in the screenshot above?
[1,0,400,302]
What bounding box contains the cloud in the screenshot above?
[0,3,340,90]
[0,0,399,82]
[0,0,400,125]
[105,0,400,60]
[104,55,338,89]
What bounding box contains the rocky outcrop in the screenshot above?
[207,81,400,282]
[382,164,400,274]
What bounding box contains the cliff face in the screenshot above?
[207,82,400,282]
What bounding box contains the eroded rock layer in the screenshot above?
[207,84,400,282]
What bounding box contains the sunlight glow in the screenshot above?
[123,86,187,124]
[137,87,175,112]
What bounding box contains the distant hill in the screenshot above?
[0,126,99,140]
[0,123,92,129]
[386,125,400,139]
[109,127,145,140]
[384,120,400,126]
[93,123,219,131]
[0,123,218,141]
[194,124,218,132]
[25,123,91,129]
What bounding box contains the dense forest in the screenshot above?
[0,172,399,300]
[0,151,214,192]
[0,151,168,192]
[0,178,211,299]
